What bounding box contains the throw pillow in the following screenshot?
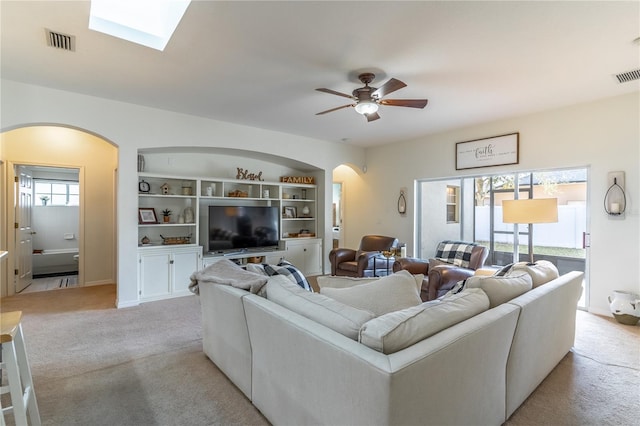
[188,259,267,295]
[266,275,375,340]
[465,271,532,307]
[434,240,479,268]
[320,270,423,316]
[359,288,490,354]
[511,260,559,288]
[262,260,313,292]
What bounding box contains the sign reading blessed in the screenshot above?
[455,133,519,170]
[280,176,315,184]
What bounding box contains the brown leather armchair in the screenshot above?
[329,235,399,277]
[393,241,489,301]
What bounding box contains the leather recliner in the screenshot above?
[393,241,489,301]
[329,235,399,277]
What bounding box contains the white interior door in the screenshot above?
[15,165,34,292]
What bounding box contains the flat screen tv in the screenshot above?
[208,205,279,252]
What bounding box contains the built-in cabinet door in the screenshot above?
[172,250,201,294]
[284,239,322,276]
[139,252,171,299]
[139,246,201,301]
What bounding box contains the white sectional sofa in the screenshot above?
[198,265,583,425]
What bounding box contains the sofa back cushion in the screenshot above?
[511,260,559,288]
[266,275,375,340]
[465,271,533,307]
[316,275,380,290]
[320,270,423,316]
[359,288,490,354]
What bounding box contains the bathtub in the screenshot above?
[33,248,79,276]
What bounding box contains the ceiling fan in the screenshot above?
[315,73,428,122]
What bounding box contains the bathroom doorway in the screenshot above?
[15,165,81,293]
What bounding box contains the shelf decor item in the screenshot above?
[160,234,192,245]
[283,206,297,218]
[183,206,194,223]
[138,208,158,224]
[181,182,193,196]
[162,209,172,223]
[228,190,248,197]
[40,195,49,206]
[138,180,150,193]
[280,176,315,184]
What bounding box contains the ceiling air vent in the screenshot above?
[615,69,640,84]
[45,29,75,52]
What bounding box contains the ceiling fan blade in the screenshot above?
[380,99,428,109]
[371,78,406,99]
[316,104,355,115]
[316,88,355,99]
[365,112,380,122]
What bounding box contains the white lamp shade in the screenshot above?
[502,198,558,224]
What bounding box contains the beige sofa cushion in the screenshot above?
[511,260,559,288]
[316,275,380,290]
[266,275,375,340]
[359,288,490,354]
[317,273,423,294]
[320,270,423,316]
[465,271,532,307]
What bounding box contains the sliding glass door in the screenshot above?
[417,167,589,309]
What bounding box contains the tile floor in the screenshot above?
[21,275,79,294]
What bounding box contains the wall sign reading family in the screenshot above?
[455,132,519,170]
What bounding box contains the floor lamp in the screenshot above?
[502,198,558,264]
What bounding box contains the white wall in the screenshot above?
[32,205,79,251]
[0,79,365,307]
[350,93,639,316]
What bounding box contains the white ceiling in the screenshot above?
[1,1,639,147]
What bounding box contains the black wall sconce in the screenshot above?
[604,171,626,218]
[398,189,407,215]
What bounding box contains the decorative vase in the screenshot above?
[163,216,170,223]
[608,291,640,325]
[183,207,194,223]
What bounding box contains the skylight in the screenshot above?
[89,0,191,51]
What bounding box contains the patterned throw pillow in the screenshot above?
[262,260,313,292]
[434,240,478,268]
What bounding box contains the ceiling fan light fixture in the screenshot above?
[354,101,379,115]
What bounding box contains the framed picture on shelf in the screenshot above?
[283,206,297,219]
[138,208,158,224]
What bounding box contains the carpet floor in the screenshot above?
[1,284,638,425]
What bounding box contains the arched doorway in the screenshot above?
[1,125,118,298]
